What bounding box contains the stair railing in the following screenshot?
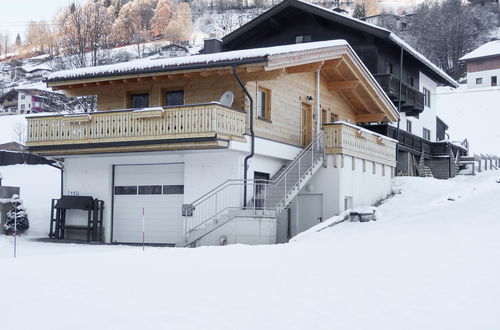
[183,132,325,237]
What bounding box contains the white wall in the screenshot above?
[466,68,500,89]
[17,92,33,114]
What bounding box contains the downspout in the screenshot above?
[395,46,404,169]
[48,162,64,197]
[232,65,254,208]
[316,69,321,135]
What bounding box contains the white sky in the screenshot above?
[0,0,70,40]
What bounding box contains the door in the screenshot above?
[297,194,323,234]
[112,164,184,244]
[301,102,313,147]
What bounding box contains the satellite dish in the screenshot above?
[219,91,234,107]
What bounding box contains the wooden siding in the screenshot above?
[466,56,500,73]
[324,123,397,167]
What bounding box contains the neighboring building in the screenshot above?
[26,40,398,247]
[460,40,500,89]
[361,13,413,30]
[159,44,189,58]
[0,89,19,113]
[16,83,82,114]
[221,0,466,178]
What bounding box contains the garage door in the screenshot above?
[112,163,184,244]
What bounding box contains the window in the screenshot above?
[476,77,483,85]
[20,94,25,100]
[385,62,393,74]
[20,104,25,110]
[166,90,184,106]
[330,112,339,122]
[130,93,149,108]
[423,87,431,108]
[491,76,497,87]
[295,34,312,44]
[321,109,328,125]
[423,128,431,141]
[114,186,138,195]
[406,119,412,133]
[409,77,415,87]
[257,87,271,120]
[163,185,184,194]
[138,185,162,195]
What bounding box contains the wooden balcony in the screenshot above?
[323,122,397,167]
[374,73,425,117]
[26,103,247,155]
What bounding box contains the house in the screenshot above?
[26,40,398,247]
[361,13,413,30]
[460,40,500,89]
[16,82,81,114]
[220,0,466,179]
[159,44,190,58]
[0,89,19,113]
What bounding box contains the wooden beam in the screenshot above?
[286,62,324,74]
[355,113,386,123]
[322,58,342,69]
[327,80,360,91]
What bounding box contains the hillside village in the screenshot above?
[0,1,500,329]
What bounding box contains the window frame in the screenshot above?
[423,127,431,141]
[406,119,412,133]
[128,92,150,109]
[257,87,271,121]
[476,77,483,85]
[165,89,185,106]
[423,87,431,108]
[294,34,312,44]
[491,76,497,87]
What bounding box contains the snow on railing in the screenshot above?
[25,102,246,145]
[323,122,397,166]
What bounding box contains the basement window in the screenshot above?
[476,77,483,85]
[491,76,497,87]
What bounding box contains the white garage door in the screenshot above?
[112,163,184,244]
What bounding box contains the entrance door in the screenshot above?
[112,163,184,244]
[297,194,323,234]
[301,102,313,147]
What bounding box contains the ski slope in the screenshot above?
[1,172,499,330]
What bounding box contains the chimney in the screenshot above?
[204,37,222,54]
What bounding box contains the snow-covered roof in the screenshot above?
[460,40,500,61]
[15,82,59,94]
[47,40,349,82]
[223,0,458,88]
[22,63,52,73]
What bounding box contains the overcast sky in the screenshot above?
[0,0,70,40]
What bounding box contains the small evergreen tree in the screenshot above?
[4,194,29,235]
[352,3,367,19]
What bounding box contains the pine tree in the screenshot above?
[352,3,367,19]
[4,195,29,235]
[15,34,21,47]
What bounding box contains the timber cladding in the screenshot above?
[248,71,356,146]
[466,56,500,73]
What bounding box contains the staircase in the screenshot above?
[178,132,325,247]
[418,153,434,178]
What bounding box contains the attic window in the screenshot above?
[295,34,312,44]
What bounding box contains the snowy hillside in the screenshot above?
[1,172,500,330]
[436,85,500,155]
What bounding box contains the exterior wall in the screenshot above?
[390,71,437,141]
[466,56,500,73]
[89,76,246,112]
[17,92,33,114]
[466,67,500,89]
[248,71,357,146]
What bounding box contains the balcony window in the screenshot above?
[423,128,431,141]
[257,87,271,120]
[406,120,412,133]
[423,87,431,108]
[295,34,311,44]
[166,90,184,106]
[130,93,149,109]
[491,76,497,87]
[476,77,483,85]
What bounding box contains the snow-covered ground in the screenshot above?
[437,84,500,155]
[1,172,499,330]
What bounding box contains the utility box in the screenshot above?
[0,186,20,234]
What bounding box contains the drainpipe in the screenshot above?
[316,69,321,136]
[395,46,404,169]
[232,66,254,208]
[48,162,64,197]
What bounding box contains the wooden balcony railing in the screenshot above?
[324,122,397,167]
[374,73,425,115]
[26,103,246,150]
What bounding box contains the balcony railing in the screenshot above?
[323,122,397,167]
[26,102,246,149]
[374,73,425,115]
